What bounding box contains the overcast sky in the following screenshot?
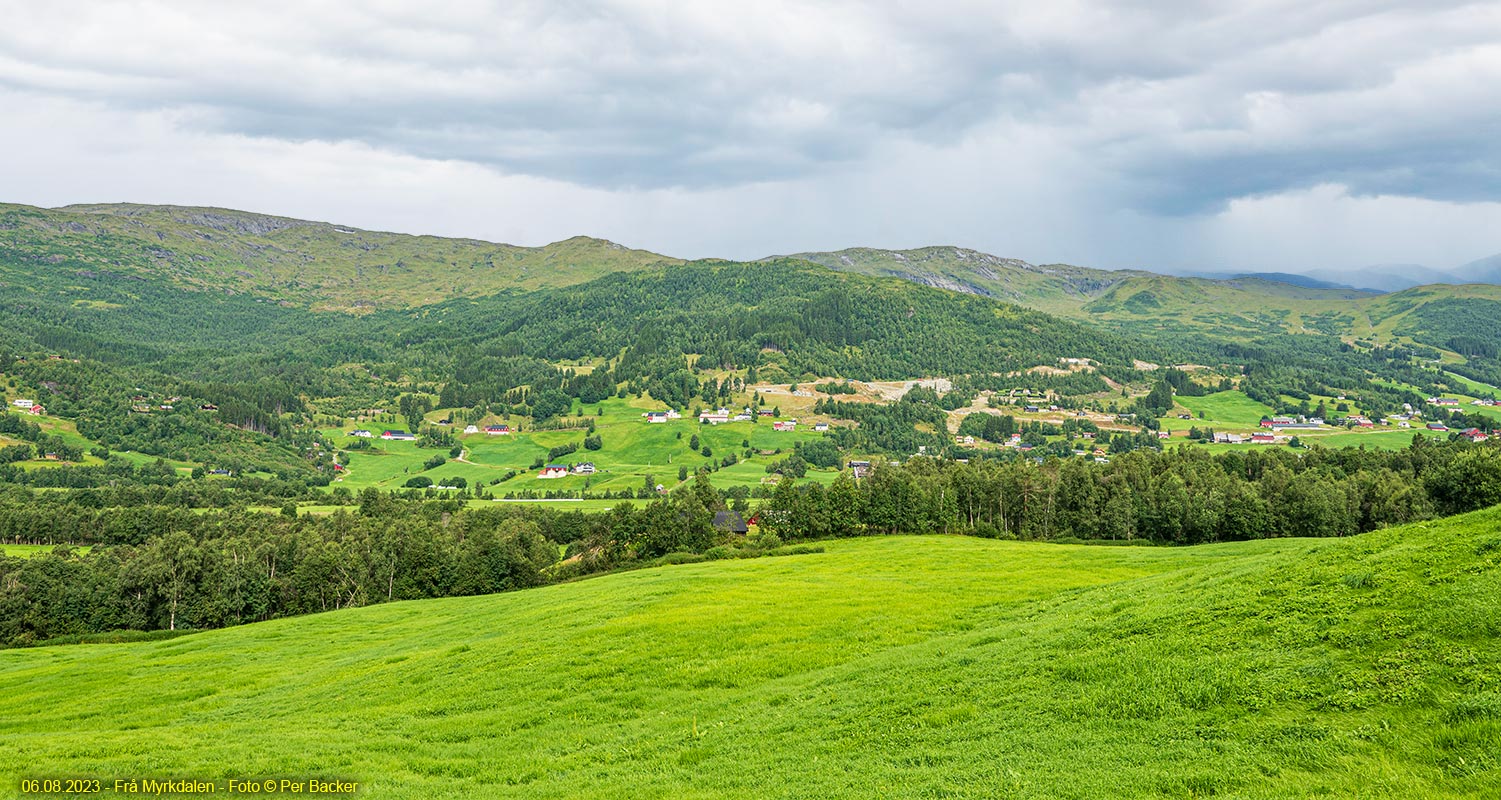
[2,1,1499,274]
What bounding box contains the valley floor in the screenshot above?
[2,516,1499,798]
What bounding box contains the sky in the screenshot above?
[1,1,1499,275]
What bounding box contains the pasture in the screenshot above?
[1163,390,1273,431]
[1311,428,1449,449]
[1,410,194,472]
[2,512,1498,797]
[327,395,833,496]
[1,544,91,558]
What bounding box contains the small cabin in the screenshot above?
[713,510,749,534]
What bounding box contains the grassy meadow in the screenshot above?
[0,409,196,473]
[1,544,91,558]
[1164,390,1273,431]
[327,395,834,496]
[3,513,1499,797]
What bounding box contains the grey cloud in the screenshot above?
[0,1,1498,214]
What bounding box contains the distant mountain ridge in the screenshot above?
[773,245,1402,337]
[0,202,681,312]
[1295,255,1501,293]
[1181,271,1371,292]
[2,201,1499,348]
[1458,253,1501,284]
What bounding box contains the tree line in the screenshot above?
[6,438,1501,646]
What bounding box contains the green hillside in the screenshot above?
[4,200,1498,360]
[778,245,1146,315]
[0,203,680,312]
[3,516,1498,797]
[780,246,1379,329]
[781,246,1501,348]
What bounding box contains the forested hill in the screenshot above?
[371,260,1153,384]
[0,254,1159,482]
[3,200,1496,349]
[7,200,1501,385]
[0,203,680,312]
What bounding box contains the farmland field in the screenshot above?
[1,544,91,558]
[1163,390,1273,431]
[0,410,195,472]
[3,512,1498,798]
[327,396,832,495]
[1312,428,1449,449]
[1183,427,1447,454]
[1444,371,1499,396]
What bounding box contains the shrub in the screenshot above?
[658,552,707,565]
[768,544,825,557]
[748,531,782,550]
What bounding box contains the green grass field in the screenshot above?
[240,499,643,517]
[1444,371,1499,397]
[329,396,831,496]
[1183,427,1446,454]
[1164,390,1273,431]
[0,410,197,473]
[1311,428,1448,449]
[1,544,91,558]
[3,512,1498,797]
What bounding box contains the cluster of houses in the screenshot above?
[1209,432,1276,444]
[1213,432,1281,444]
[352,429,417,441]
[641,407,827,432]
[354,423,514,440]
[126,394,189,413]
[697,408,742,425]
[457,423,513,435]
[539,462,595,479]
[10,398,43,416]
[1259,416,1324,431]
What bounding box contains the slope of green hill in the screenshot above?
[777,245,1145,315]
[780,245,1501,384]
[783,246,1393,337]
[0,203,680,312]
[3,200,1496,356]
[3,513,1498,797]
